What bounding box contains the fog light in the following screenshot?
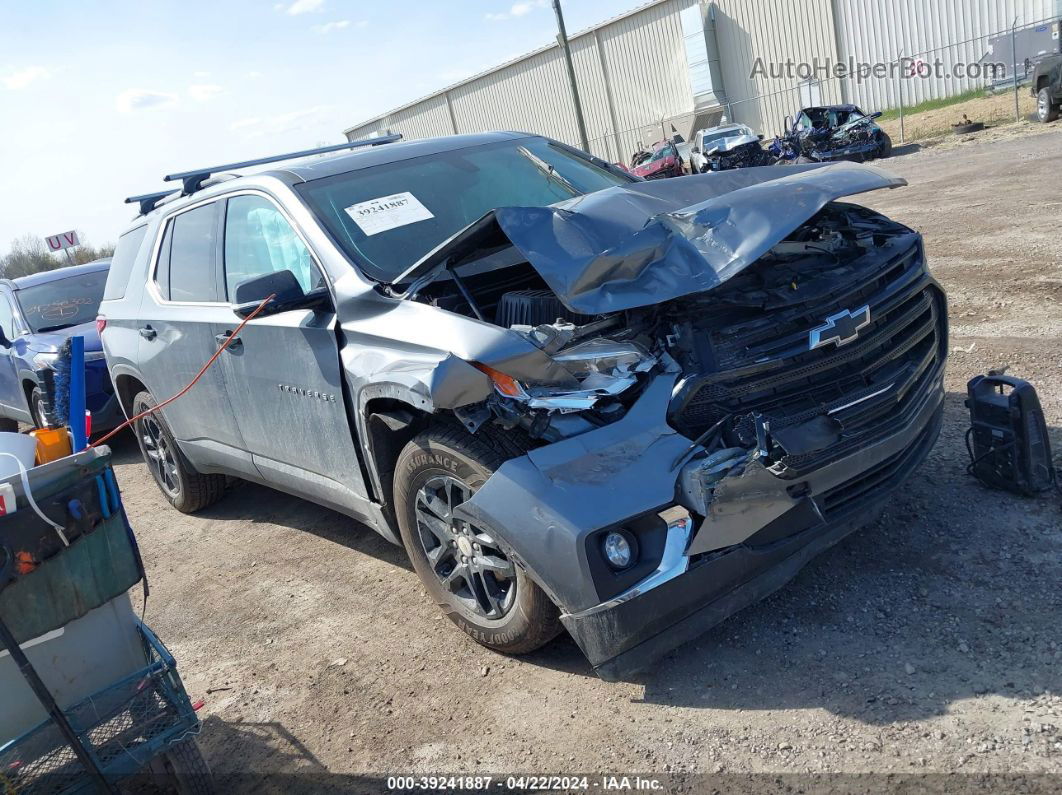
[603,530,634,570]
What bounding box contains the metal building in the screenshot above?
[344,0,1060,156]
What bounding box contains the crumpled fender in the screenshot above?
[453,374,691,612]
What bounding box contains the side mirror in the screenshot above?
[233,270,331,318]
[868,111,883,120]
[758,134,765,140]
[0,328,10,349]
[784,115,794,131]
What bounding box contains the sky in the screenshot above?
[0,0,635,250]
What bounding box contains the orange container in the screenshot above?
[31,427,72,464]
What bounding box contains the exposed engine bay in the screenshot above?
[410,199,922,466]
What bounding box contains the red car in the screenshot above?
[631,140,685,179]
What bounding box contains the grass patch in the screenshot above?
[877,88,986,121]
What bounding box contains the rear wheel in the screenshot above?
[1037,87,1059,123]
[394,425,560,654]
[132,391,226,513]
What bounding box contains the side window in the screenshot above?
[154,223,173,300]
[167,203,219,302]
[223,194,323,301]
[103,225,148,301]
[0,296,15,340]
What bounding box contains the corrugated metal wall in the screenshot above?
[344,0,698,163]
[834,0,1060,111]
[712,0,841,135]
[344,0,1062,159]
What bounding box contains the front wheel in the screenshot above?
[131,391,226,513]
[1037,87,1059,123]
[878,132,892,158]
[394,426,560,654]
[30,388,48,429]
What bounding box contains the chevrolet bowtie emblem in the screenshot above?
[808,305,871,350]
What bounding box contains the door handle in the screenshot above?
[216,332,242,351]
[138,325,156,340]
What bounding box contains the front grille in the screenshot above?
[671,239,946,476]
[818,402,943,520]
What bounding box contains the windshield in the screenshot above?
[296,137,631,282]
[15,269,107,333]
[649,144,675,162]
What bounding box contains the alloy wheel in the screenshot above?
[139,414,181,498]
[414,474,516,620]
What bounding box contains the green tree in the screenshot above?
[0,232,115,279]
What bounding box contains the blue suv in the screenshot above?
[0,260,122,431]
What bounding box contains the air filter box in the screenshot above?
[495,290,592,328]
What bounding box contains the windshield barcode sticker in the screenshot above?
[344,192,434,237]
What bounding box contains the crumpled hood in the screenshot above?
[631,156,674,177]
[705,132,759,154]
[402,161,906,316]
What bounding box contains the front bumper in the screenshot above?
[458,362,944,680]
[566,389,943,680]
[89,393,124,432]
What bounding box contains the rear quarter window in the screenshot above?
[103,225,148,300]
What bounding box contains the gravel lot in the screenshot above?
[109,123,1062,792]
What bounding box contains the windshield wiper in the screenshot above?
[36,323,80,333]
[517,146,578,194]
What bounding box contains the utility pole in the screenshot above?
[553,0,590,152]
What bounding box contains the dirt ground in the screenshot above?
[106,123,1062,793]
[877,89,1039,143]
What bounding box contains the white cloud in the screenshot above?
[231,105,334,139]
[485,0,546,21]
[2,65,50,90]
[285,0,324,15]
[229,117,261,131]
[115,88,178,113]
[188,84,223,101]
[313,19,350,34]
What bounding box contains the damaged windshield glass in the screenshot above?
[296,137,630,282]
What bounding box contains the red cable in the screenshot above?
[91,293,276,448]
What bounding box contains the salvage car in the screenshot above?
[101,132,947,679]
[0,260,124,432]
[1031,53,1061,122]
[630,138,685,179]
[786,104,892,162]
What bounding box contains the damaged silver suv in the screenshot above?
[101,132,947,679]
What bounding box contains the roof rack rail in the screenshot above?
[124,189,180,215]
[163,133,403,195]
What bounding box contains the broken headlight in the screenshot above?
[475,339,656,412]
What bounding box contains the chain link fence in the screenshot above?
[584,13,1058,164]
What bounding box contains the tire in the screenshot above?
[131,391,226,513]
[952,122,984,134]
[30,388,48,429]
[878,132,892,159]
[1037,87,1059,123]
[159,738,215,795]
[394,425,561,655]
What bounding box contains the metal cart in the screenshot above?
[0,446,211,794]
